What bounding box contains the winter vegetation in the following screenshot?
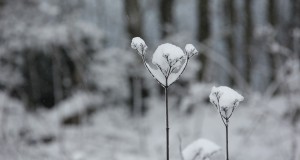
[131,37,198,160]
[0,0,299,160]
[209,86,244,160]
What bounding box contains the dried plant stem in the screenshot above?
[165,86,169,160]
[225,119,229,160]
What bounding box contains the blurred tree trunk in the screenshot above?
[52,49,63,104]
[197,0,210,80]
[224,0,236,86]
[26,51,38,110]
[0,0,4,8]
[244,0,253,83]
[160,0,174,38]
[290,0,300,158]
[125,0,147,116]
[233,0,248,91]
[268,0,277,26]
[125,0,143,38]
[251,0,270,91]
[0,0,5,18]
[268,0,278,83]
[291,0,300,57]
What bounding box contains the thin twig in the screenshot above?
[141,56,165,87]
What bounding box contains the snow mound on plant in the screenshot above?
[131,37,147,56]
[184,44,198,58]
[152,43,185,77]
[209,86,244,109]
[182,138,221,160]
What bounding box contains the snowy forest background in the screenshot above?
[0,0,300,160]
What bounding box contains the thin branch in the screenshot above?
[141,56,166,87]
[227,107,235,119]
[216,95,227,126]
[167,57,189,87]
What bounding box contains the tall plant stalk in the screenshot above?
[219,113,230,160]
[165,85,169,160]
[209,86,244,160]
[225,119,229,160]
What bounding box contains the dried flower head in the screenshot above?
[152,43,185,77]
[209,86,244,120]
[184,44,198,59]
[131,37,147,56]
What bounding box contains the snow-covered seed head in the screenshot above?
[184,44,198,58]
[209,86,244,119]
[131,37,147,56]
[152,43,185,77]
[182,138,221,160]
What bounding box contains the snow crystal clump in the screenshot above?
[152,43,185,77]
[185,44,198,58]
[182,138,221,160]
[209,86,244,110]
[131,37,147,56]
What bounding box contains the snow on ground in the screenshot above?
[0,91,298,160]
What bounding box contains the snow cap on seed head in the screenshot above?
[184,44,198,58]
[182,138,221,160]
[209,86,244,109]
[131,37,147,56]
[152,43,185,77]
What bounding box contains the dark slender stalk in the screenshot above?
[225,119,229,160]
[165,86,169,160]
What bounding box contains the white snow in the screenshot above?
[182,138,221,160]
[0,91,24,138]
[152,43,185,77]
[50,91,103,123]
[209,86,244,110]
[184,44,198,58]
[131,37,147,56]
